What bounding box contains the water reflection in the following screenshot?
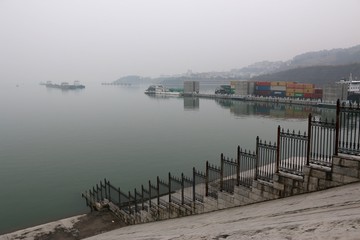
[214,99,336,120]
[183,97,199,111]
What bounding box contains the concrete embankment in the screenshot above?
[2,182,360,240]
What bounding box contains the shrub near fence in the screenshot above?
[83,99,360,224]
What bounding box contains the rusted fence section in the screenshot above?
[83,99,360,222]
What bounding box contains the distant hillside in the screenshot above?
[290,45,360,67]
[112,44,360,85]
[251,63,360,86]
[232,44,360,78]
[113,75,153,84]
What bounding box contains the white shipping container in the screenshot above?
[270,86,286,91]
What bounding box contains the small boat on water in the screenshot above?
[44,81,85,90]
[144,85,181,96]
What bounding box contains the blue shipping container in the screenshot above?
[255,86,271,91]
[270,91,286,97]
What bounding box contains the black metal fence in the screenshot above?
[83,99,360,219]
[256,137,277,182]
[337,100,360,155]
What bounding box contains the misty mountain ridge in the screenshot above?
[114,44,360,85]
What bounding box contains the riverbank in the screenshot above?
[0,211,126,240]
[3,182,360,240]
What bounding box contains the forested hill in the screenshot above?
[251,63,360,87]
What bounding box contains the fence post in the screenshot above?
[107,180,111,201]
[99,181,103,200]
[220,153,224,191]
[96,184,100,201]
[255,136,259,180]
[134,188,138,213]
[128,191,132,215]
[192,167,196,202]
[156,176,160,207]
[104,178,108,199]
[148,180,152,208]
[205,161,209,196]
[168,172,172,203]
[141,185,144,210]
[236,146,240,186]
[307,113,312,165]
[118,187,121,208]
[181,173,185,204]
[335,99,340,155]
[276,126,280,173]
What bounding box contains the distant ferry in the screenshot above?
[144,85,181,96]
[338,73,360,102]
[44,81,85,90]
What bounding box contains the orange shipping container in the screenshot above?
[295,84,305,89]
[286,82,296,88]
[304,83,315,89]
[271,81,287,86]
[286,88,295,93]
[295,89,304,93]
[304,88,315,94]
[286,92,294,97]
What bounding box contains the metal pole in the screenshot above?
[276,126,280,173]
[220,153,224,191]
[307,114,312,165]
[237,146,240,186]
[255,136,259,180]
[335,99,340,155]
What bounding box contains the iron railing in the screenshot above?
[83,99,360,220]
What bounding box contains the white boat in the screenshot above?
[144,85,181,96]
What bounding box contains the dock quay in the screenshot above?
[182,93,335,108]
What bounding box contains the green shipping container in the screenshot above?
[294,93,304,97]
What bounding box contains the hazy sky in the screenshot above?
[1,0,359,84]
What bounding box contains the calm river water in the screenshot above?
[0,82,335,234]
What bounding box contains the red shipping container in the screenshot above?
[254,90,271,96]
[303,93,313,99]
[313,93,322,99]
[255,81,271,86]
[315,88,323,94]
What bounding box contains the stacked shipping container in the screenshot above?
[253,81,322,99]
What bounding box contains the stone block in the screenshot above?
[277,175,285,184]
[341,158,360,169]
[303,166,311,176]
[343,175,360,184]
[332,165,359,178]
[331,173,344,183]
[283,177,294,186]
[310,169,327,179]
[332,157,341,166]
[249,192,264,202]
[252,181,259,189]
[271,188,281,196]
[273,182,285,191]
[273,174,280,182]
[309,176,319,186]
[263,185,273,193]
[330,181,342,187]
[308,183,318,192]
[251,188,263,197]
[262,191,275,200]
